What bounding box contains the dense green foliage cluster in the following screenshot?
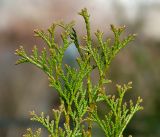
[15,8,143,137]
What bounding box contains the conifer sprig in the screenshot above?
[16,8,143,137]
[92,82,143,137]
[23,128,41,137]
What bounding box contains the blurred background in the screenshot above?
[0,0,160,136]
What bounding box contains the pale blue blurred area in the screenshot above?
[0,0,160,136]
[64,43,79,68]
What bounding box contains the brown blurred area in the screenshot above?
[0,0,160,136]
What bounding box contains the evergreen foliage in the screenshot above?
[16,8,143,137]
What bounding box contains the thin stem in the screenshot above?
[87,75,92,137]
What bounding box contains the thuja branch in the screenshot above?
[78,8,93,137]
[16,8,143,137]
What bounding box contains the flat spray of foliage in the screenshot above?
[15,8,143,137]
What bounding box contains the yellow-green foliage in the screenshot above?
[16,8,143,137]
[23,128,41,137]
